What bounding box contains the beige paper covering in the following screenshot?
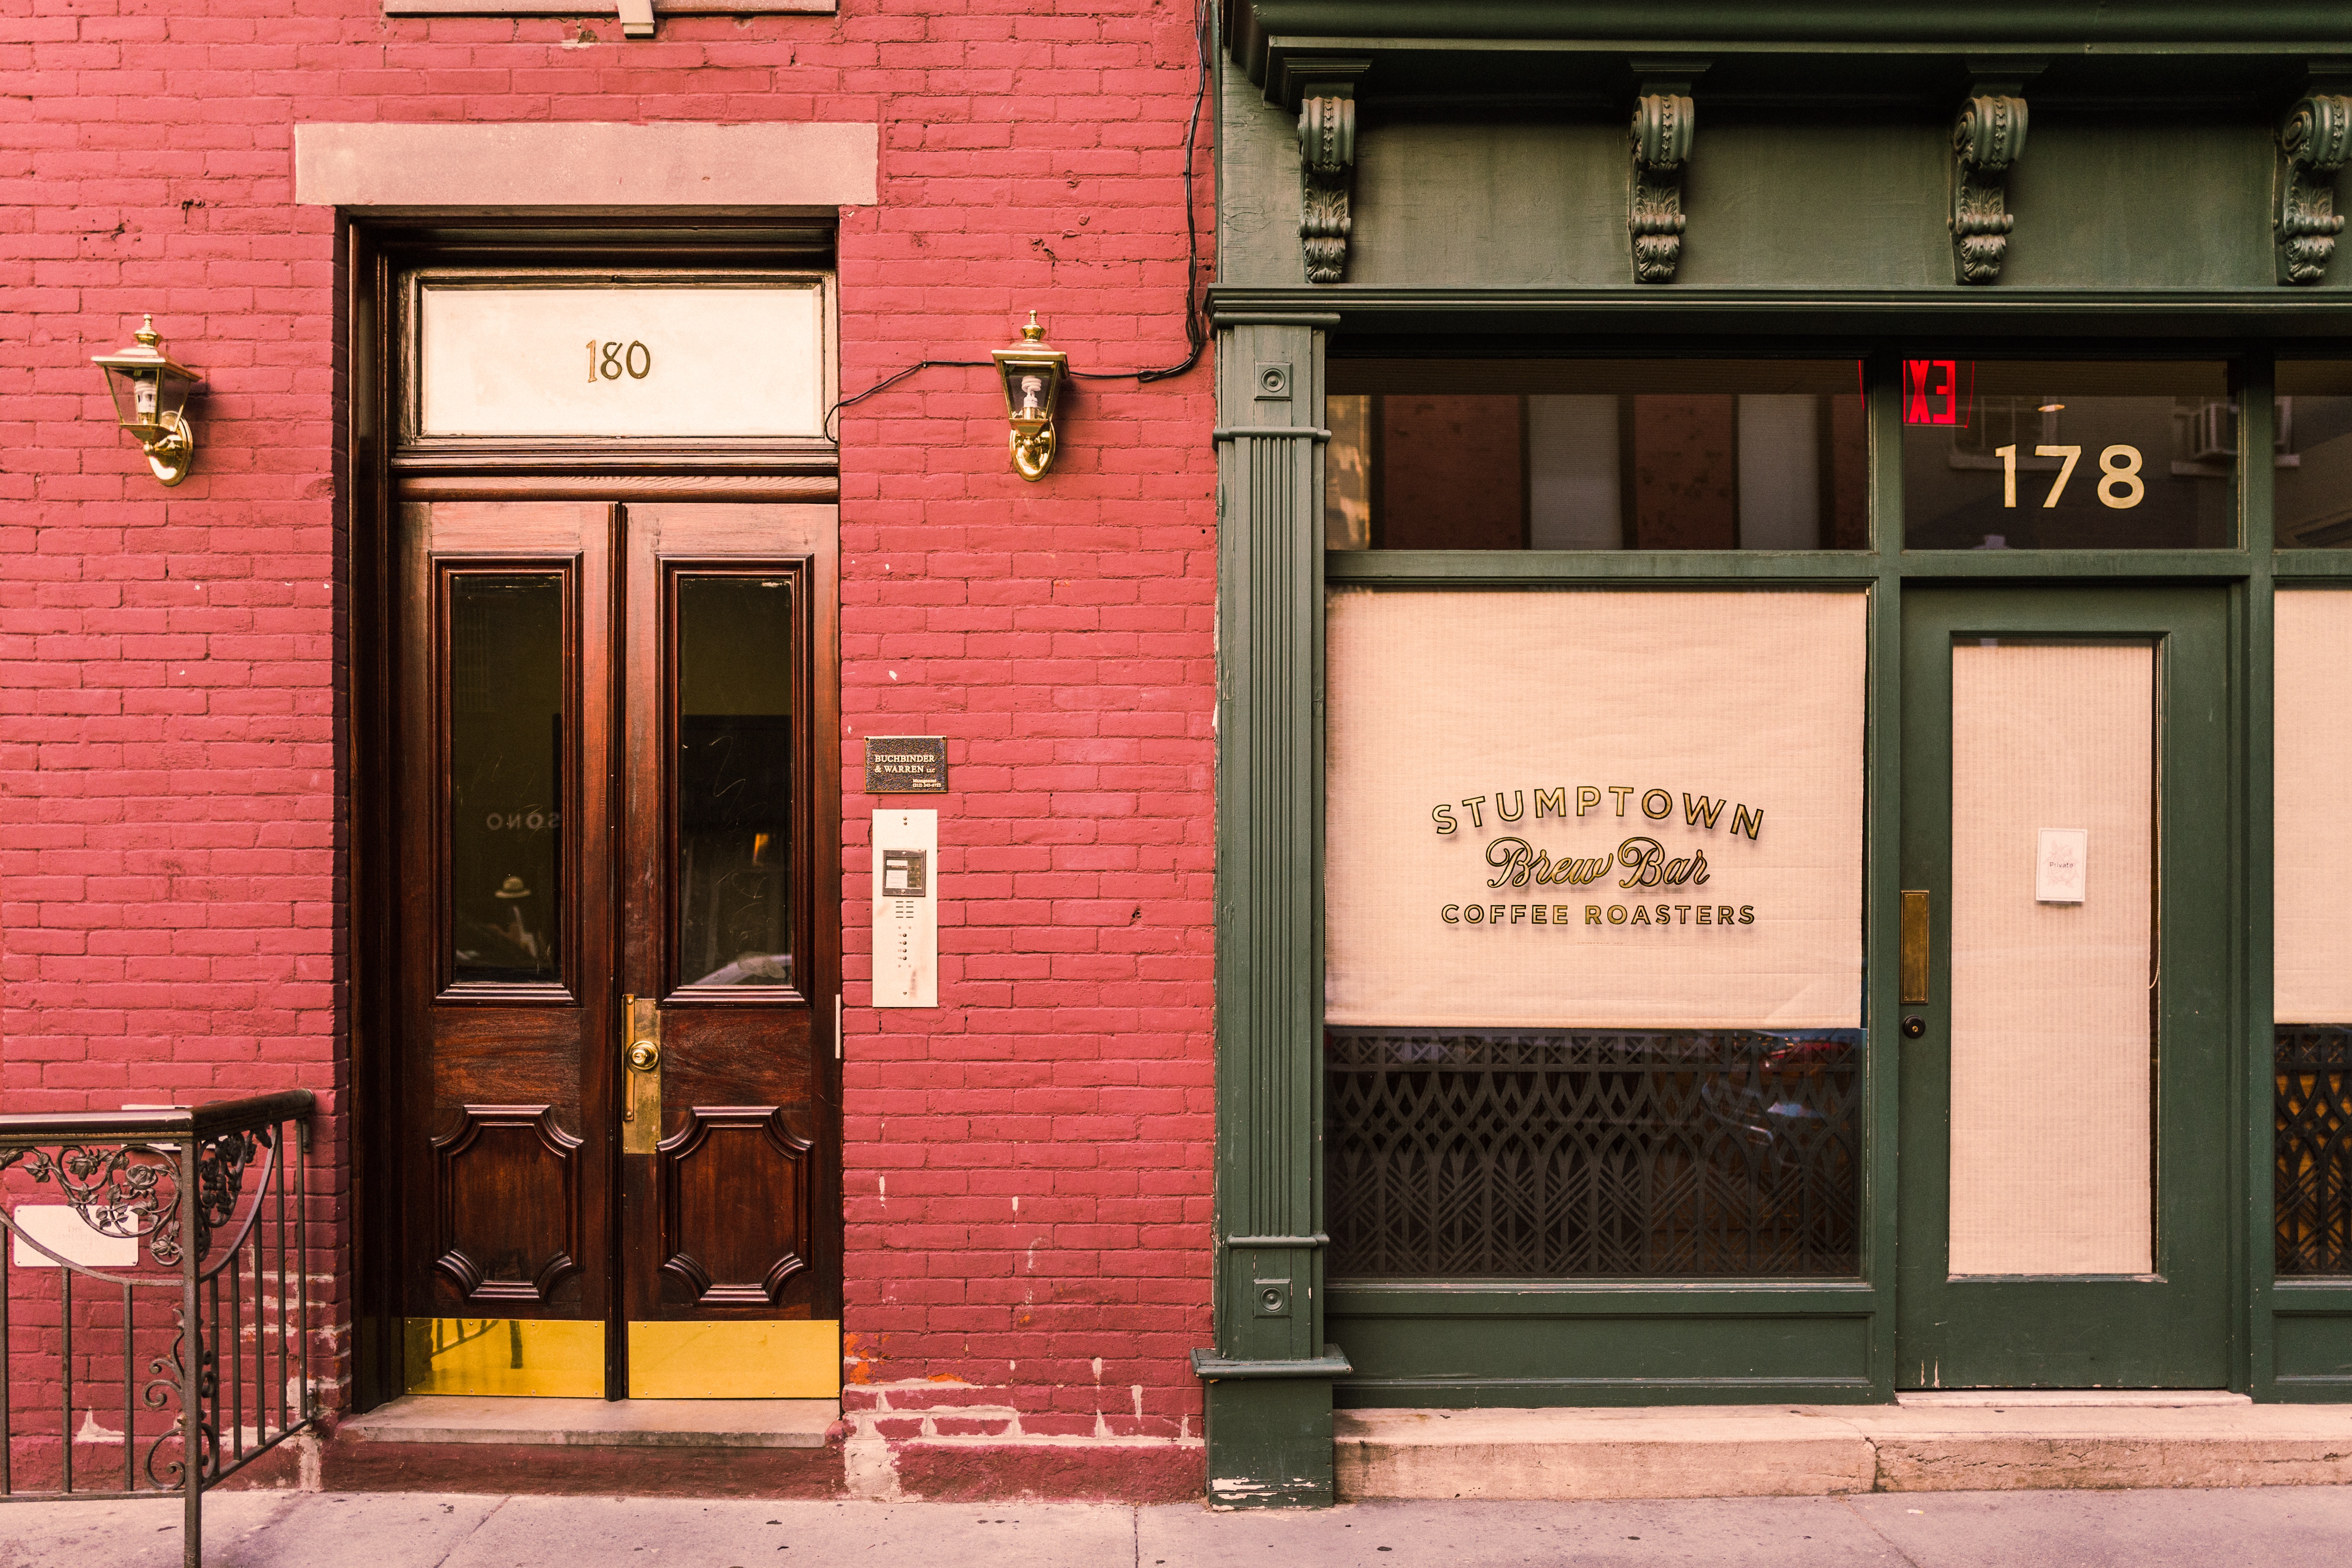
[2275,592,2352,1021]
[1947,643,2153,1277]
[1324,589,1865,1030]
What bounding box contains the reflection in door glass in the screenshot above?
[448,574,564,985]
[677,576,795,987]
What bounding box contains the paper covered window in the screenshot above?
[1324,589,1866,1030]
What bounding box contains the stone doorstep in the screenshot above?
[1335,1401,2352,1502]
[341,1395,840,1449]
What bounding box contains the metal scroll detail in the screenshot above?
[2277,1026,2352,1274]
[1630,92,1695,284]
[1299,94,1356,285]
[0,1144,180,1261]
[1951,94,2029,284]
[1326,1028,1861,1278]
[144,1311,221,1489]
[0,1128,268,1267]
[2275,95,2352,285]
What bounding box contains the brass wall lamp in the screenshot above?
[992,312,1068,480]
[93,315,202,486]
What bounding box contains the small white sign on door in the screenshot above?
[2036,827,2089,903]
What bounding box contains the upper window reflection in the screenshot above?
[1901,360,2236,550]
[448,573,564,986]
[2277,362,2352,549]
[676,575,796,989]
[1326,360,1868,551]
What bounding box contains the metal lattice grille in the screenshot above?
[2277,1026,2352,1276]
[1326,1028,1862,1278]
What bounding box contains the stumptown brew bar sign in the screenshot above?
[1432,783,1763,930]
[1325,588,1864,1031]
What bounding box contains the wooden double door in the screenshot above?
[394,500,839,1400]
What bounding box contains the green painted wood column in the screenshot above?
[1195,311,1350,1506]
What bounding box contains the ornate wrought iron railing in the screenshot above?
[1327,1028,1862,1278]
[0,1091,315,1568]
[2278,1026,2352,1276]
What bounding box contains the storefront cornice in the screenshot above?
[1209,287,2352,343]
[1230,8,2352,109]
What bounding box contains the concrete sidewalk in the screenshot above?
[8,1488,2352,1568]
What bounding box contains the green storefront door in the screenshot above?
[1897,587,2233,1389]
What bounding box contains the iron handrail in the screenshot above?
[0,1089,316,1568]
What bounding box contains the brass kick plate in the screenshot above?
[628,1320,842,1398]
[623,992,662,1154]
[403,1317,602,1398]
[1900,890,1931,1005]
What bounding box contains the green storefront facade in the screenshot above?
[1199,2,2352,1507]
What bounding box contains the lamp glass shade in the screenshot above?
[990,313,1070,481]
[92,318,200,443]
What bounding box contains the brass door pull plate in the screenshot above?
[1900,889,1931,1005]
[622,993,662,1153]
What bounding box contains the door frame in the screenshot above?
[345,219,846,1410]
[1892,584,2238,1388]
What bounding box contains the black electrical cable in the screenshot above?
[821,0,1214,440]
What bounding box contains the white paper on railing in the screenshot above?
[1324,588,1866,1030]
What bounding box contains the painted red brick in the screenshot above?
[2,0,1216,1498]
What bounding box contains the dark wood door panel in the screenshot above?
[429,1103,586,1308]
[654,1106,814,1310]
[396,501,618,1324]
[619,503,841,1325]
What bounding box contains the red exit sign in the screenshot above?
[1903,358,1974,426]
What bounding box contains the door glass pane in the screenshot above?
[1901,360,2235,549]
[2271,591,2352,1274]
[676,575,795,988]
[1325,360,1870,551]
[1321,588,1867,1277]
[1948,641,2154,1276]
[448,573,564,985]
[2275,362,2352,549]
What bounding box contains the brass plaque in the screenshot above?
[864,735,947,793]
[1900,889,1931,1004]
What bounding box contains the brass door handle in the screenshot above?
[628,1039,660,1073]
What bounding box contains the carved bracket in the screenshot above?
[1630,92,1695,284]
[1951,94,2029,284]
[1299,93,1357,285]
[2276,95,2352,284]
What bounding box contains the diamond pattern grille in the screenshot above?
[1326,1028,1862,1278]
[2277,1026,2352,1276]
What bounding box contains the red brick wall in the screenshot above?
[1,0,1216,1497]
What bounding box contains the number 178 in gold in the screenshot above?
[1995,443,2146,509]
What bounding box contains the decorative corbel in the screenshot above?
[1299,93,1355,284]
[1629,84,1696,284]
[618,0,654,37]
[1951,92,2029,284]
[2275,94,2352,284]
